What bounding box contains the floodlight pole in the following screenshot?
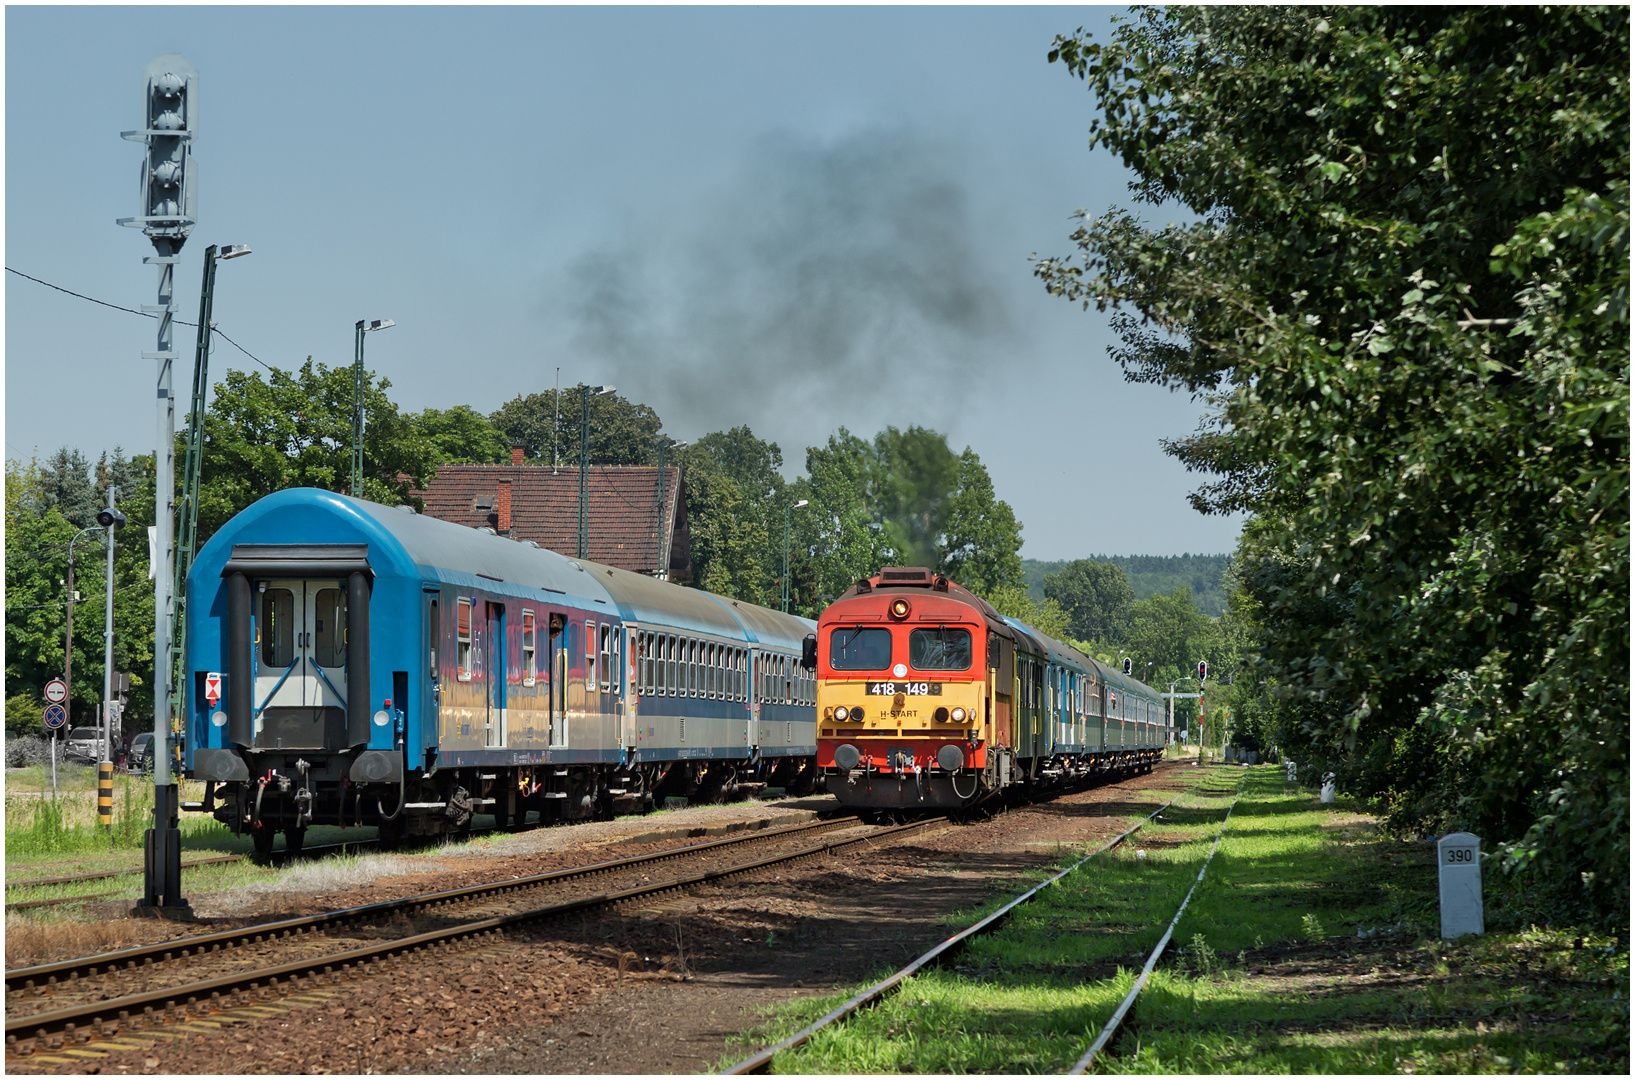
[351,319,394,498]
[782,499,808,613]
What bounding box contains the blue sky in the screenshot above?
[4,5,1243,560]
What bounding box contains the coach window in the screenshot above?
[710,643,720,699]
[261,587,295,668]
[428,598,439,679]
[586,621,598,691]
[313,588,346,668]
[522,610,537,686]
[599,623,612,692]
[456,598,473,681]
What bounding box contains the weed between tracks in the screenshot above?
[721,766,1629,1074]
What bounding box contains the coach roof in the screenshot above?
[194,488,618,606]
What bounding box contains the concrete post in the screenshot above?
[1437,832,1483,938]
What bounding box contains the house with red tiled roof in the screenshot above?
[411,447,690,580]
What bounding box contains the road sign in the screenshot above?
[44,703,68,729]
[44,679,68,705]
[204,671,222,705]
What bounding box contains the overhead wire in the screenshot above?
[7,266,275,372]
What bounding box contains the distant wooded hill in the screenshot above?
[1023,554,1232,616]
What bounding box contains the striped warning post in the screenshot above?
[97,761,114,831]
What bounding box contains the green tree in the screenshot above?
[1042,559,1135,641]
[938,448,1023,595]
[5,455,156,736]
[1040,6,1629,913]
[490,385,663,465]
[39,447,100,528]
[196,359,438,544]
[682,426,788,604]
[415,405,511,465]
[872,425,961,570]
[792,429,893,614]
[984,584,1071,641]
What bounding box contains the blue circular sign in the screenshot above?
[44,703,67,729]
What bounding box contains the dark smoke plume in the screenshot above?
[556,128,1019,448]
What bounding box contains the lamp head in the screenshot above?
[218,244,252,260]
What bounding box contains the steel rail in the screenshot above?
[5,817,940,1048]
[5,814,859,993]
[4,891,124,913]
[722,778,1206,1075]
[1067,781,1243,1074]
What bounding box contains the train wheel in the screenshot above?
[252,823,276,858]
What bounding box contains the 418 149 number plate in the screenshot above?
[865,682,942,696]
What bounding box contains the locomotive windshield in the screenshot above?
[829,627,892,670]
[909,627,972,671]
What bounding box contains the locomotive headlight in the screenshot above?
[951,706,967,723]
[889,597,911,619]
[373,709,390,727]
[834,706,850,722]
[210,710,226,728]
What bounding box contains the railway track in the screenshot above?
[3,840,379,913]
[5,812,948,1054]
[3,828,490,898]
[723,770,1222,1075]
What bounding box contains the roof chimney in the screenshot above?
[496,478,512,536]
[511,442,525,466]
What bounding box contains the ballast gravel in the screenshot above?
[6,769,1196,1074]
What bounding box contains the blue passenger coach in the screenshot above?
[183,488,817,853]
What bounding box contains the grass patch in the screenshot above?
[725,766,1629,1074]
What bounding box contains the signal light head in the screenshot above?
[889,598,911,619]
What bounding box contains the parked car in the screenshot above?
[63,727,105,765]
[128,732,155,773]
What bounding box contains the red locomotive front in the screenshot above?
[815,567,1016,810]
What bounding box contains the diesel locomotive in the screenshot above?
[815,567,1167,811]
[181,488,819,853]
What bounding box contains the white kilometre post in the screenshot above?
[1437,832,1483,939]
